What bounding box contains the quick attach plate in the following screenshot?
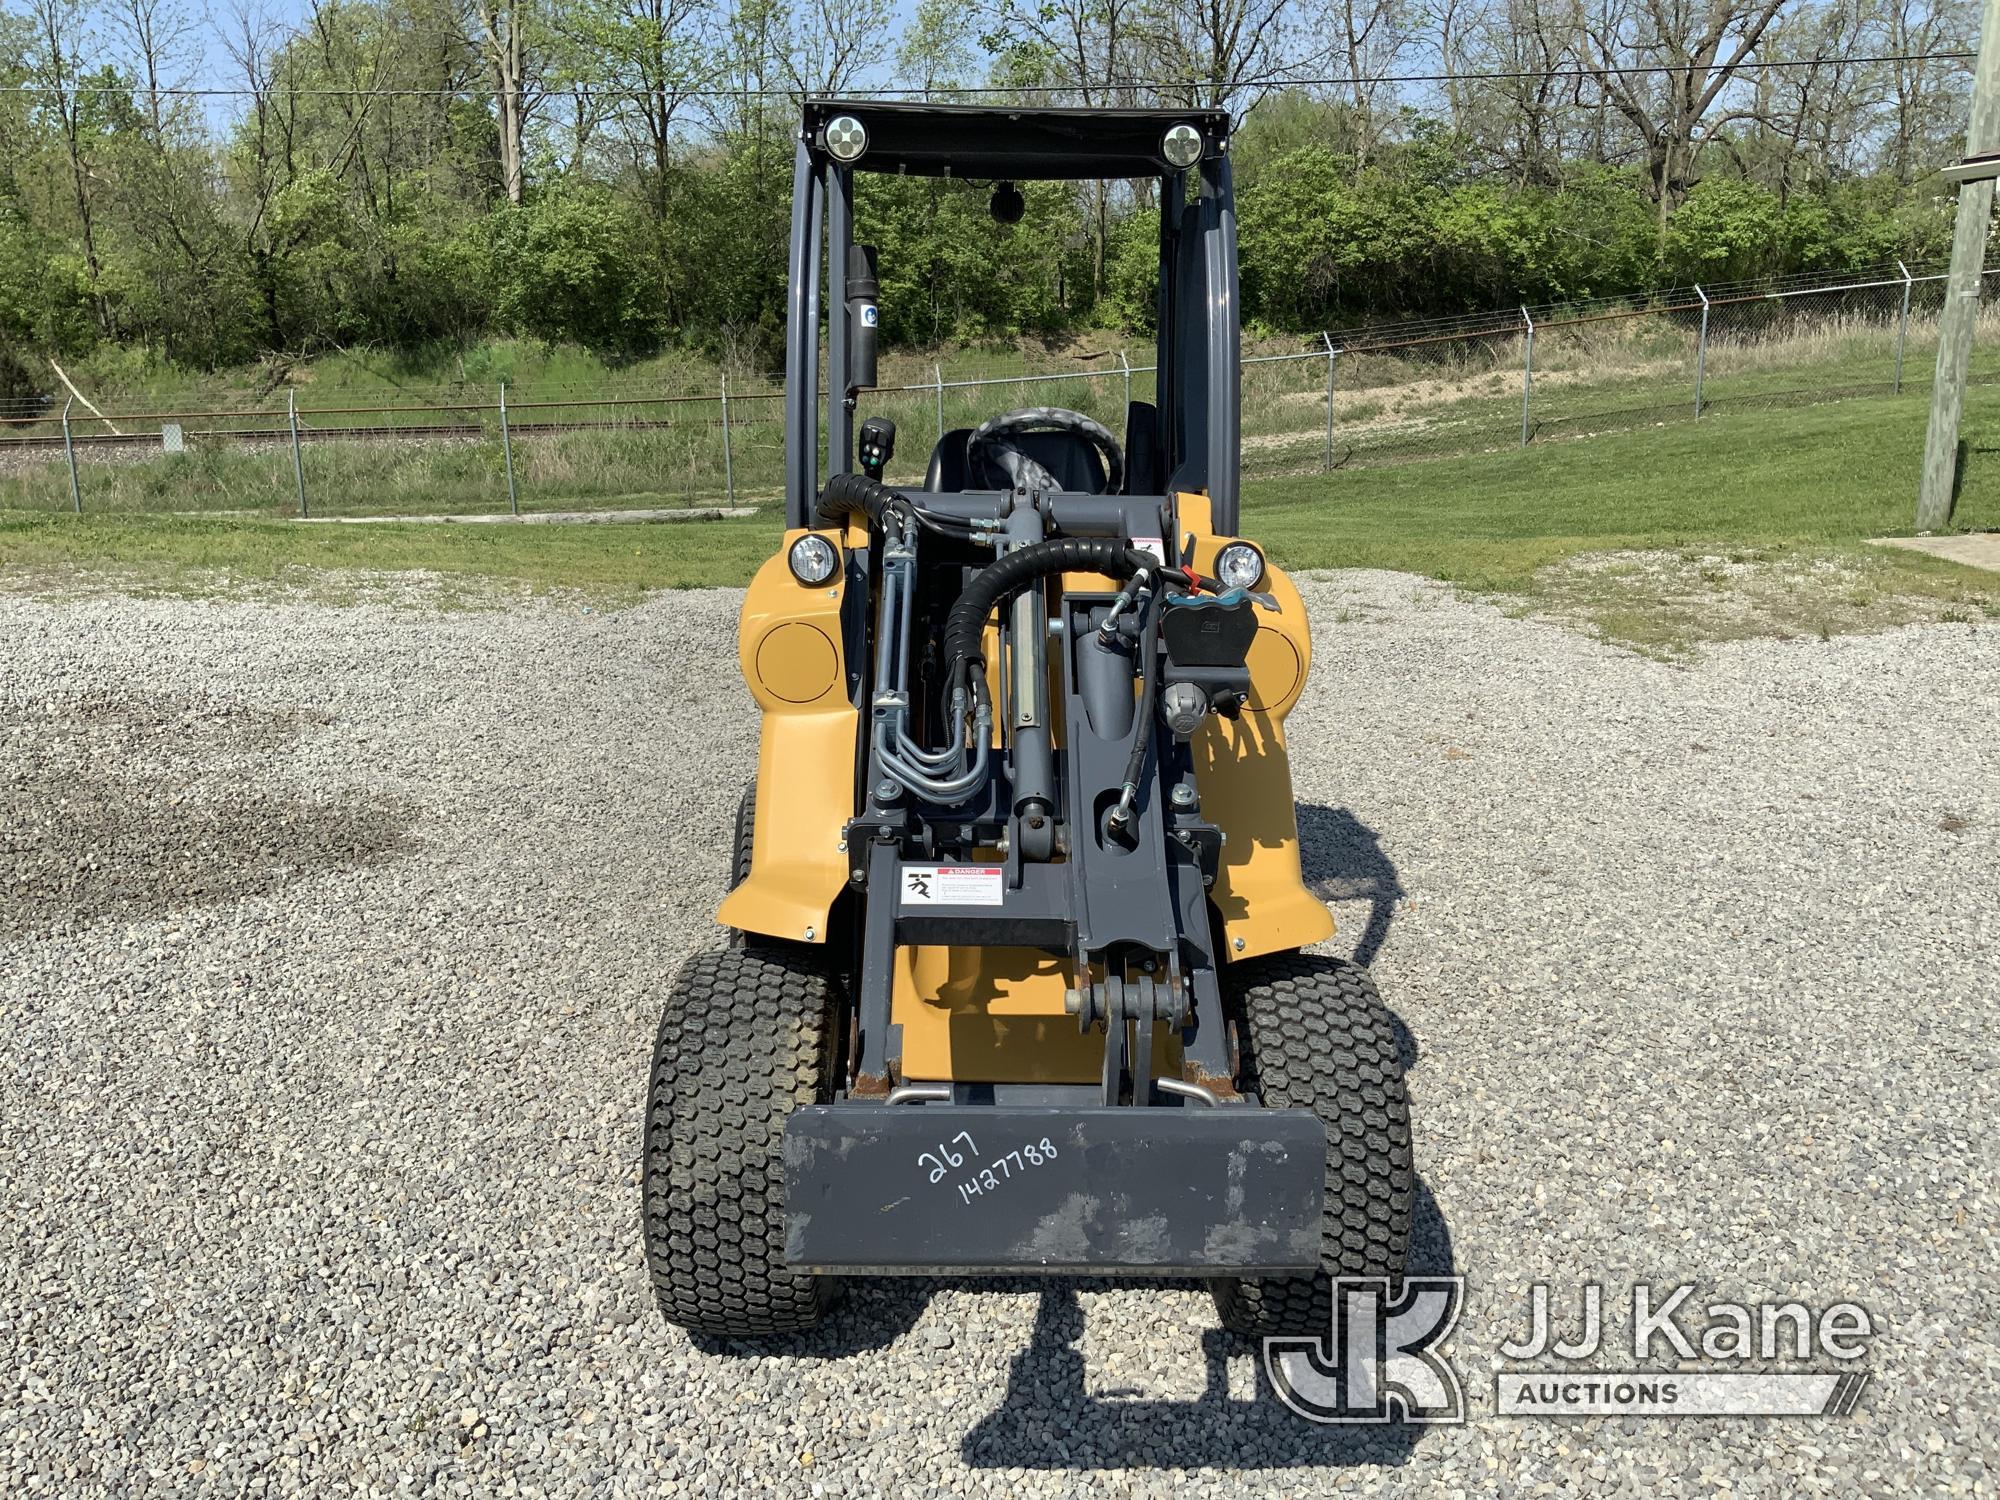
[783,1104,1325,1274]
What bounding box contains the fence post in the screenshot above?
[288,389,308,517]
[62,397,81,513]
[1693,284,1710,419]
[1321,332,1337,472]
[1118,349,1132,413]
[1893,261,1914,394]
[934,364,945,451]
[1519,307,1535,447]
[498,381,518,515]
[719,373,735,506]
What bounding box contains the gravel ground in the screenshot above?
[2,572,1994,1498]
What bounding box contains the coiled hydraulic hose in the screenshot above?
[940,539,1191,821]
[817,471,989,544]
[941,537,1155,687]
[814,471,903,528]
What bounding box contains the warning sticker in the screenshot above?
[1131,535,1167,565]
[899,865,1004,907]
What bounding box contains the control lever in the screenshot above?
[858,417,896,482]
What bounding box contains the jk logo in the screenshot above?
[1265,1277,1467,1424]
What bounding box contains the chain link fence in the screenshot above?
[1253,261,2000,474]
[1,259,1992,518]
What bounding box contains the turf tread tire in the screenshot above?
[731,781,756,891]
[727,781,790,953]
[642,944,838,1337]
[1211,951,1413,1337]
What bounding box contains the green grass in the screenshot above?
[1248,384,2000,583]
[0,510,774,600]
[1247,384,2000,650]
[3,384,1997,649]
[0,427,785,519]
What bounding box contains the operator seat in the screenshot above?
[924,429,1110,494]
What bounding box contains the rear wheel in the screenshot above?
[1211,951,1413,1336]
[641,944,840,1337]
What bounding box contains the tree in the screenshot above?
[982,0,1147,304]
[1880,0,1977,184]
[778,0,893,96]
[0,0,1965,375]
[1574,0,1790,227]
[1735,0,1883,202]
[1453,0,1591,187]
[464,0,537,202]
[1132,0,1306,111]
[1316,0,1411,173]
[486,183,656,346]
[22,0,111,335]
[895,0,974,98]
[555,0,721,207]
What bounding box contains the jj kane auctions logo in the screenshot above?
[1265,1279,1876,1423]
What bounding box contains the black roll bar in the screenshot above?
[785,121,1242,533]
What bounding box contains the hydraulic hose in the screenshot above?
[817,471,992,545]
[942,537,1154,684]
[1108,590,1164,827]
[855,501,1180,808]
[814,471,903,528]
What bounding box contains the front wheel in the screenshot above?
[1211,952,1414,1337]
[641,945,840,1336]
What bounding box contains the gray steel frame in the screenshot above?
[771,112,1280,1278]
[837,485,1237,1112]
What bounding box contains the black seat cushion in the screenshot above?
[925,427,1110,494]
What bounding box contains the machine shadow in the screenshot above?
[958,1180,1456,1471]
[1295,802,1403,969]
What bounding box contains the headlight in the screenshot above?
[823,115,868,163]
[788,534,839,585]
[1215,542,1265,590]
[1162,123,1204,169]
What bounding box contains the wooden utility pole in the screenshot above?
[1917,0,2000,531]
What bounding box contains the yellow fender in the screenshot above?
[1178,494,1335,961]
[716,528,860,945]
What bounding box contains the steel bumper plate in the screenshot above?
[782,1105,1326,1274]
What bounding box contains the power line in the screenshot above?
[0,51,1974,100]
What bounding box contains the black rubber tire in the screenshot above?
[641,945,839,1337]
[1210,951,1414,1337]
[730,780,756,890]
[726,781,758,949]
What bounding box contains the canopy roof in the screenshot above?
[802,98,1231,180]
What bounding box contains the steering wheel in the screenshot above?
[965,407,1125,495]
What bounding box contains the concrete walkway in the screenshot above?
[1869,531,2000,573]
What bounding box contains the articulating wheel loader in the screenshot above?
[642,99,1413,1340]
